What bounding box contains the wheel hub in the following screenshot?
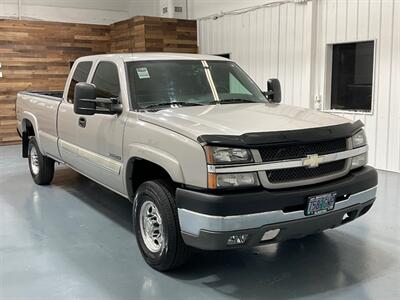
[30,147,39,175]
[139,201,164,253]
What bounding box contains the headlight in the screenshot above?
[208,172,259,189]
[351,153,368,170]
[204,146,253,164]
[352,129,367,148]
[351,129,367,169]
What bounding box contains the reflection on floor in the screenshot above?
[0,145,399,299]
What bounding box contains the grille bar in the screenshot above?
[258,138,347,162]
[266,160,347,183]
[257,138,349,188]
[208,146,367,174]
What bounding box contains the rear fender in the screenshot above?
[21,112,44,154]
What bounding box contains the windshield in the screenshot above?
[126,60,266,109]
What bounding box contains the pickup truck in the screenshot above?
[16,53,378,271]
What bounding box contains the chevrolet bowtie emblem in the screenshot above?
[303,154,323,168]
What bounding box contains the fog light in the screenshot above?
[261,229,280,241]
[227,234,248,246]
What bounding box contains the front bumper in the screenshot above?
[176,166,377,250]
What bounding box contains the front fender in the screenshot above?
[124,143,185,184]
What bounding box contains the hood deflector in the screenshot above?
[197,120,364,147]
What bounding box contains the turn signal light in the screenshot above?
[208,173,218,189]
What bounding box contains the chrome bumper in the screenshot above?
[178,186,377,236]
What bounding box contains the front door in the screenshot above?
[72,61,126,194]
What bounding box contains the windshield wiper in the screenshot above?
[143,101,204,110]
[209,98,260,105]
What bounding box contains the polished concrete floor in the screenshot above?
[0,145,399,300]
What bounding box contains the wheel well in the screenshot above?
[126,158,174,201]
[22,119,35,158]
[24,120,35,136]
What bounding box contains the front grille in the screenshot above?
[258,138,347,162]
[267,160,347,183]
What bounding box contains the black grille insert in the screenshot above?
[267,160,347,183]
[258,138,347,162]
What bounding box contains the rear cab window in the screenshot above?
[67,61,93,103]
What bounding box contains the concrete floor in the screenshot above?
[0,145,399,300]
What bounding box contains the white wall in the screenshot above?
[0,0,129,24]
[0,0,162,24]
[314,0,400,173]
[188,0,270,19]
[198,0,400,173]
[129,0,160,18]
[199,1,314,107]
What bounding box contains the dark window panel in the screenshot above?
[331,41,374,112]
[67,61,92,103]
[215,53,231,59]
[92,62,121,99]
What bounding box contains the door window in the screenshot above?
[92,62,121,99]
[67,61,92,103]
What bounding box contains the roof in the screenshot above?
[78,53,231,62]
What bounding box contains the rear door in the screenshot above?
[71,60,126,194]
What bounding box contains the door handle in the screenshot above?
[78,117,86,128]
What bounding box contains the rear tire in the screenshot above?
[133,180,191,271]
[28,137,55,185]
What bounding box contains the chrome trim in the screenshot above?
[257,137,354,189]
[207,145,367,174]
[59,139,122,175]
[258,159,351,189]
[178,186,377,236]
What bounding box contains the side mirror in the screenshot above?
[74,83,96,115]
[74,82,123,115]
[263,78,281,103]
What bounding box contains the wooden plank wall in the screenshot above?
[110,18,137,53]
[0,19,110,144]
[110,16,198,53]
[0,16,197,145]
[143,16,197,53]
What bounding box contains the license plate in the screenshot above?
[305,192,337,216]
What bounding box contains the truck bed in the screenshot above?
[16,90,63,160]
[18,91,63,101]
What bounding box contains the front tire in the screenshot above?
[133,180,191,271]
[28,137,55,185]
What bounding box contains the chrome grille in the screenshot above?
[256,138,350,188]
[267,160,347,183]
[258,138,347,162]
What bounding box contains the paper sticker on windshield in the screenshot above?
[136,67,150,79]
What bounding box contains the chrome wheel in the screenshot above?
[139,200,164,253]
[30,146,39,175]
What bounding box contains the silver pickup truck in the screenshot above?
[16,53,378,271]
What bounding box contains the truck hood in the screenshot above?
[138,103,351,142]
